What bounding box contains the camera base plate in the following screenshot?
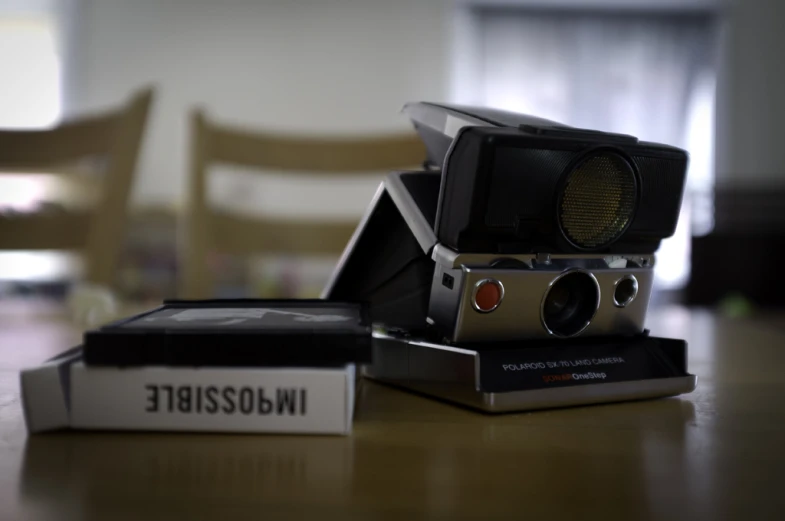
[365,331,696,413]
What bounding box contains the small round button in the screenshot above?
[472,279,504,313]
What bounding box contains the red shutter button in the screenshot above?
[472,279,504,313]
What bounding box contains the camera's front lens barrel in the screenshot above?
[543,285,570,316]
[541,269,600,338]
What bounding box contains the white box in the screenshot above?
[21,348,356,435]
[69,363,355,435]
[20,347,82,434]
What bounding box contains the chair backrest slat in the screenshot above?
[207,119,426,172]
[181,108,428,299]
[0,87,154,291]
[0,113,115,167]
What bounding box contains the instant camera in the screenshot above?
[323,103,697,412]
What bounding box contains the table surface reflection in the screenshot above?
[1,300,785,520]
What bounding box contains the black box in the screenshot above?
[83,299,372,367]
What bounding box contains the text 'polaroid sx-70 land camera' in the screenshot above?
[323,103,697,413]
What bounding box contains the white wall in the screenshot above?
[60,0,785,203]
[66,0,451,208]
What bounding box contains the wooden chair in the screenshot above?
[181,108,427,299]
[0,87,154,291]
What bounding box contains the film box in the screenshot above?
[20,349,356,435]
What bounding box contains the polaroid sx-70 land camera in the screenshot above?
[323,102,697,413]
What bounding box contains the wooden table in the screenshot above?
[2,299,784,520]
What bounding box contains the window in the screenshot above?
[0,17,61,129]
[454,7,718,291]
[0,15,69,282]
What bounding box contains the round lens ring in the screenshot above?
[540,269,600,338]
[613,275,638,308]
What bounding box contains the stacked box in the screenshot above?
[21,300,370,435]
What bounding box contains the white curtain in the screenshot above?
[474,10,717,290]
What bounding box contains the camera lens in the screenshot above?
[543,285,570,316]
[541,270,600,338]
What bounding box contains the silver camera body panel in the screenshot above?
[428,248,655,343]
[367,332,697,413]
